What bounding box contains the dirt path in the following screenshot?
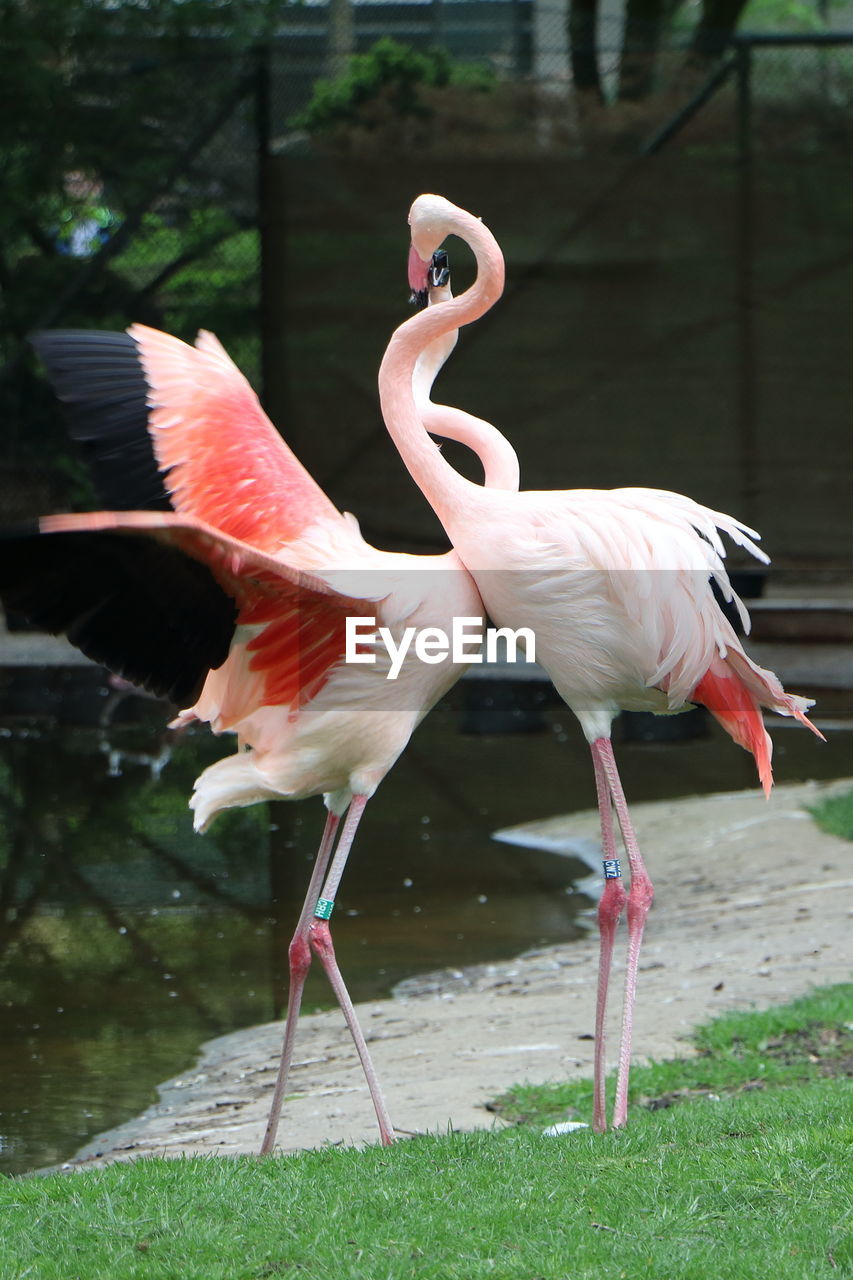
[65,778,852,1169]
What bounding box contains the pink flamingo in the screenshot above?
[380,193,824,1134]
[4,267,519,1154]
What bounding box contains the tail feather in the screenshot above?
[190,752,286,833]
[692,663,774,796]
[692,652,824,797]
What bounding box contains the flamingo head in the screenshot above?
[408,193,461,275]
[408,192,504,309]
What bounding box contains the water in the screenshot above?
[0,665,847,1176]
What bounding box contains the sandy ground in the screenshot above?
[64,778,852,1169]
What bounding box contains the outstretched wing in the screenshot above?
[31,324,348,556]
[1,511,377,710]
[21,325,383,712]
[29,329,171,512]
[0,521,233,705]
[130,324,343,550]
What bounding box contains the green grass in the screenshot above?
[809,788,853,841]
[1,987,850,1280]
[492,983,853,1127]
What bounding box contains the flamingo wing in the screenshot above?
[517,487,768,701]
[129,324,343,550]
[0,521,233,705]
[29,330,171,512]
[1,511,379,710]
[23,326,380,708]
[31,325,347,552]
[527,489,823,792]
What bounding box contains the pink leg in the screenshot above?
[308,920,395,1144]
[591,743,627,1133]
[307,795,396,1145]
[591,737,655,1130]
[259,809,340,1156]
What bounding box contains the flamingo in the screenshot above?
[0,262,519,1155]
[378,193,824,1134]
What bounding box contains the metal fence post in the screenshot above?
[432,0,445,49]
[255,41,274,411]
[735,39,757,522]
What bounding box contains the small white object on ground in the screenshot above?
[541,1121,590,1136]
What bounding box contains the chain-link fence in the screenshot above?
[3,10,852,568]
[1,33,263,517]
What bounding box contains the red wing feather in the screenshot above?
[246,601,350,710]
[129,324,342,550]
[40,511,370,712]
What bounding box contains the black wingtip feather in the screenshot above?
[0,528,236,707]
[30,329,173,513]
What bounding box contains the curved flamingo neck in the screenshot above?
[378,210,506,525]
[422,401,519,491]
[412,310,519,491]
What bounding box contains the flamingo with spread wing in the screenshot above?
[1,261,519,1154]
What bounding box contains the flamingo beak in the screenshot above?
[408,245,431,308]
[429,249,450,289]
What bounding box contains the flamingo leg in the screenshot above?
[307,794,396,1146]
[590,742,627,1133]
[259,809,341,1156]
[591,737,655,1130]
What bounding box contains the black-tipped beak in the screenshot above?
[429,249,450,289]
[410,250,451,310]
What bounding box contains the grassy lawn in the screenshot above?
[1,987,850,1279]
[490,983,853,1127]
[809,787,853,841]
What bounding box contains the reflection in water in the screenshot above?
[0,671,584,1176]
[0,666,845,1175]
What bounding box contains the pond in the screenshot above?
[0,663,847,1176]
